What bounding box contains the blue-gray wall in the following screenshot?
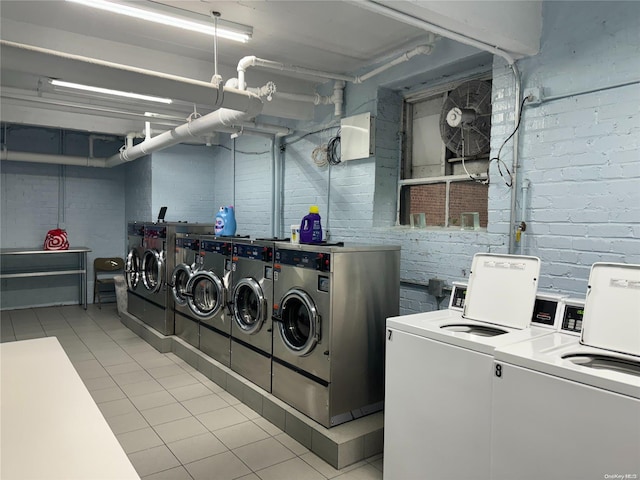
[2,1,639,312]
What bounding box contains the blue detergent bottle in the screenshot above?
[300,205,322,244]
[215,206,237,236]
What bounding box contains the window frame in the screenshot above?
[397,72,492,228]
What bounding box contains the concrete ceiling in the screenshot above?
[0,0,542,137]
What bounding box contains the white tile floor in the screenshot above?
[0,305,383,480]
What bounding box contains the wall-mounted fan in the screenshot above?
[439,80,492,157]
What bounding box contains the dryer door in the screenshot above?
[125,248,141,290]
[142,249,164,293]
[232,277,266,335]
[276,288,320,357]
[171,264,193,306]
[186,270,225,320]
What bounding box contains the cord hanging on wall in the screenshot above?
[327,129,341,165]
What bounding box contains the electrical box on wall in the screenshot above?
[340,112,375,161]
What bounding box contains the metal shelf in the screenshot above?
[0,247,91,309]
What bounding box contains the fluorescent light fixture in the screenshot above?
[66,0,252,43]
[50,79,173,104]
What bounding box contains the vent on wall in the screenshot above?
[340,112,375,161]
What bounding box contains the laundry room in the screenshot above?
[1,1,638,480]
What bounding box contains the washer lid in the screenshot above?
[463,253,541,329]
[581,263,640,356]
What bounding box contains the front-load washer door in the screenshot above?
[142,249,164,293]
[276,288,320,357]
[186,271,224,320]
[125,248,141,290]
[232,277,266,335]
[171,264,193,306]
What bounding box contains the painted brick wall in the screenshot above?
[505,1,640,295]
[124,156,151,222]
[230,136,274,238]
[151,144,218,223]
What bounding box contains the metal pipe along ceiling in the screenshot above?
[1,40,254,111]
[106,98,263,166]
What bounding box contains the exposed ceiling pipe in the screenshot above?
[0,40,254,111]
[354,42,434,83]
[105,93,263,166]
[1,148,109,168]
[354,2,516,65]
[236,55,354,91]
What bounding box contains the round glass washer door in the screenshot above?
[125,248,141,290]
[186,271,225,320]
[277,288,320,357]
[142,249,164,293]
[171,264,193,306]
[232,278,266,335]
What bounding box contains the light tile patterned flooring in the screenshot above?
[0,305,383,480]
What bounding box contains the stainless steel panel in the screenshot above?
[144,300,170,335]
[272,361,330,428]
[175,311,199,348]
[271,243,400,427]
[230,247,273,354]
[272,266,331,382]
[127,292,145,320]
[230,340,271,392]
[200,324,231,367]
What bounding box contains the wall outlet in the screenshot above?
[524,87,544,106]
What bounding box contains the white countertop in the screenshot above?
[0,337,140,480]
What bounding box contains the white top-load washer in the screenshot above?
[384,253,565,480]
[490,263,640,480]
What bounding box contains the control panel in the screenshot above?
[531,297,560,327]
[128,223,145,236]
[275,249,331,272]
[561,302,585,335]
[144,226,167,239]
[200,240,232,255]
[234,243,273,262]
[176,237,199,250]
[449,283,467,310]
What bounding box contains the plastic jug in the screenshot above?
[300,206,322,244]
[215,206,237,236]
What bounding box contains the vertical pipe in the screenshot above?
[520,178,531,254]
[231,138,236,207]
[508,64,522,253]
[270,136,276,237]
[326,164,332,240]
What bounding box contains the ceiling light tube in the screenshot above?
[50,79,173,104]
[66,0,251,43]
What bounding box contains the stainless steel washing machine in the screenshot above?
[140,223,171,334]
[272,243,400,427]
[186,236,233,366]
[229,239,275,392]
[125,222,145,320]
[172,232,203,348]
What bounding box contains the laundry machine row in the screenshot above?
[383,253,565,480]
[125,222,216,336]
[171,236,276,385]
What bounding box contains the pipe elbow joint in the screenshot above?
[237,56,257,72]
